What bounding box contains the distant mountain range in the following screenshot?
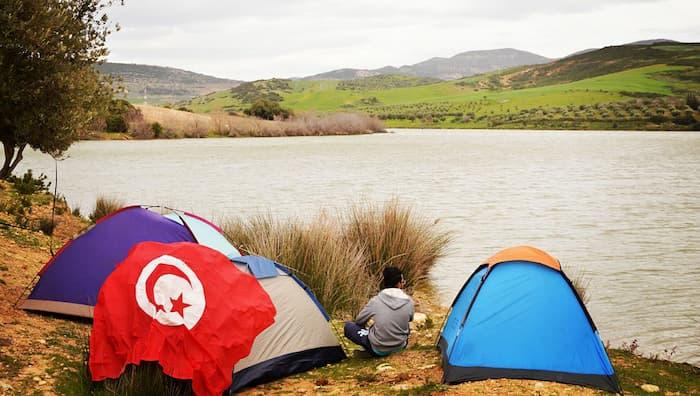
[99,39,686,104]
[96,62,241,103]
[301,48,551,81]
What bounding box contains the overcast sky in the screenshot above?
[105,0,700,81]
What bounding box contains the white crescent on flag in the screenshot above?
[135,254,206,329]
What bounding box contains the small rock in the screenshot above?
[418,364,436,370]
[32,376,42,382]
[37,339,46,345]
[375,363,393,372]
[38,380,47,386]
[390,384,412,391]
[413,312,427,325]
[641,384,661,393]
[534,381,545,389]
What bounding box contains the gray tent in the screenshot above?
[229,255,345,392]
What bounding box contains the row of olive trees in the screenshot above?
[0,0,118,179]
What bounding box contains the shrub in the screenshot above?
[72,206,82,218]
[89,196,125,223]
[9,169,50,195]
[686,92,699,111]
[649,114,668,123]
[105,115,128,133]
[38,217,56,236]
[672,113,695,126]
[244,99,291,120]
[151,122,164,138]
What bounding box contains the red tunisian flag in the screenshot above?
[89,241,276,396]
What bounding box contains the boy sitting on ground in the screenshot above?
[344,267,414,356]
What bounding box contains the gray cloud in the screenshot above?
[105,0,700,80]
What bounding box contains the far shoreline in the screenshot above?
[81,127,693,142]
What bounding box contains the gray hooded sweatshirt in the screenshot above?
[355,288,414,353]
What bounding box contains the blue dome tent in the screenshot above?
[439,246,621,394]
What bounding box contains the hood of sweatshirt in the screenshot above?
[378,288,411,310]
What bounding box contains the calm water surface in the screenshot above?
[18,129,700,365]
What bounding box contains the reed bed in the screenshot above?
[136,105,384,138]
[222,201,452,316]
[342,200,453,289]
[222,213,373,316]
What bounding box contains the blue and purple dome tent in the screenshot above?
[19,205,241,317]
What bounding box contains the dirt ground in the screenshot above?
[0,182,90,395]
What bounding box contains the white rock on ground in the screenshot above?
[413,312,427,325]
[641,384,661,392]
[375,363,393,372]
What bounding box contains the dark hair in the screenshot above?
[382,267,403,289]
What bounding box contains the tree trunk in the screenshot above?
[0,141,24,179]
[0,140,14,179]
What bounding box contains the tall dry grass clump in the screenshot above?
[89,196,125,223]
[222,201,451,316]
[568,268,591,305]
[342,200,452,289]
[222,214,373,316]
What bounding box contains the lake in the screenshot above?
[17,129,700,365]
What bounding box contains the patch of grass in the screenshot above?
[51,328,194,396]
[89,196,125,223]
[337,75,442,91]
[0,352,26,378]
[397,381,449,395]
[354,372,379,384]
[1,227,41,247]
[610,349,700,395]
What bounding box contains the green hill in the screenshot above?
[182,43,700,130]
[96,62,241,104]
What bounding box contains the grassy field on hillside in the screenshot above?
[181,43,700,131]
